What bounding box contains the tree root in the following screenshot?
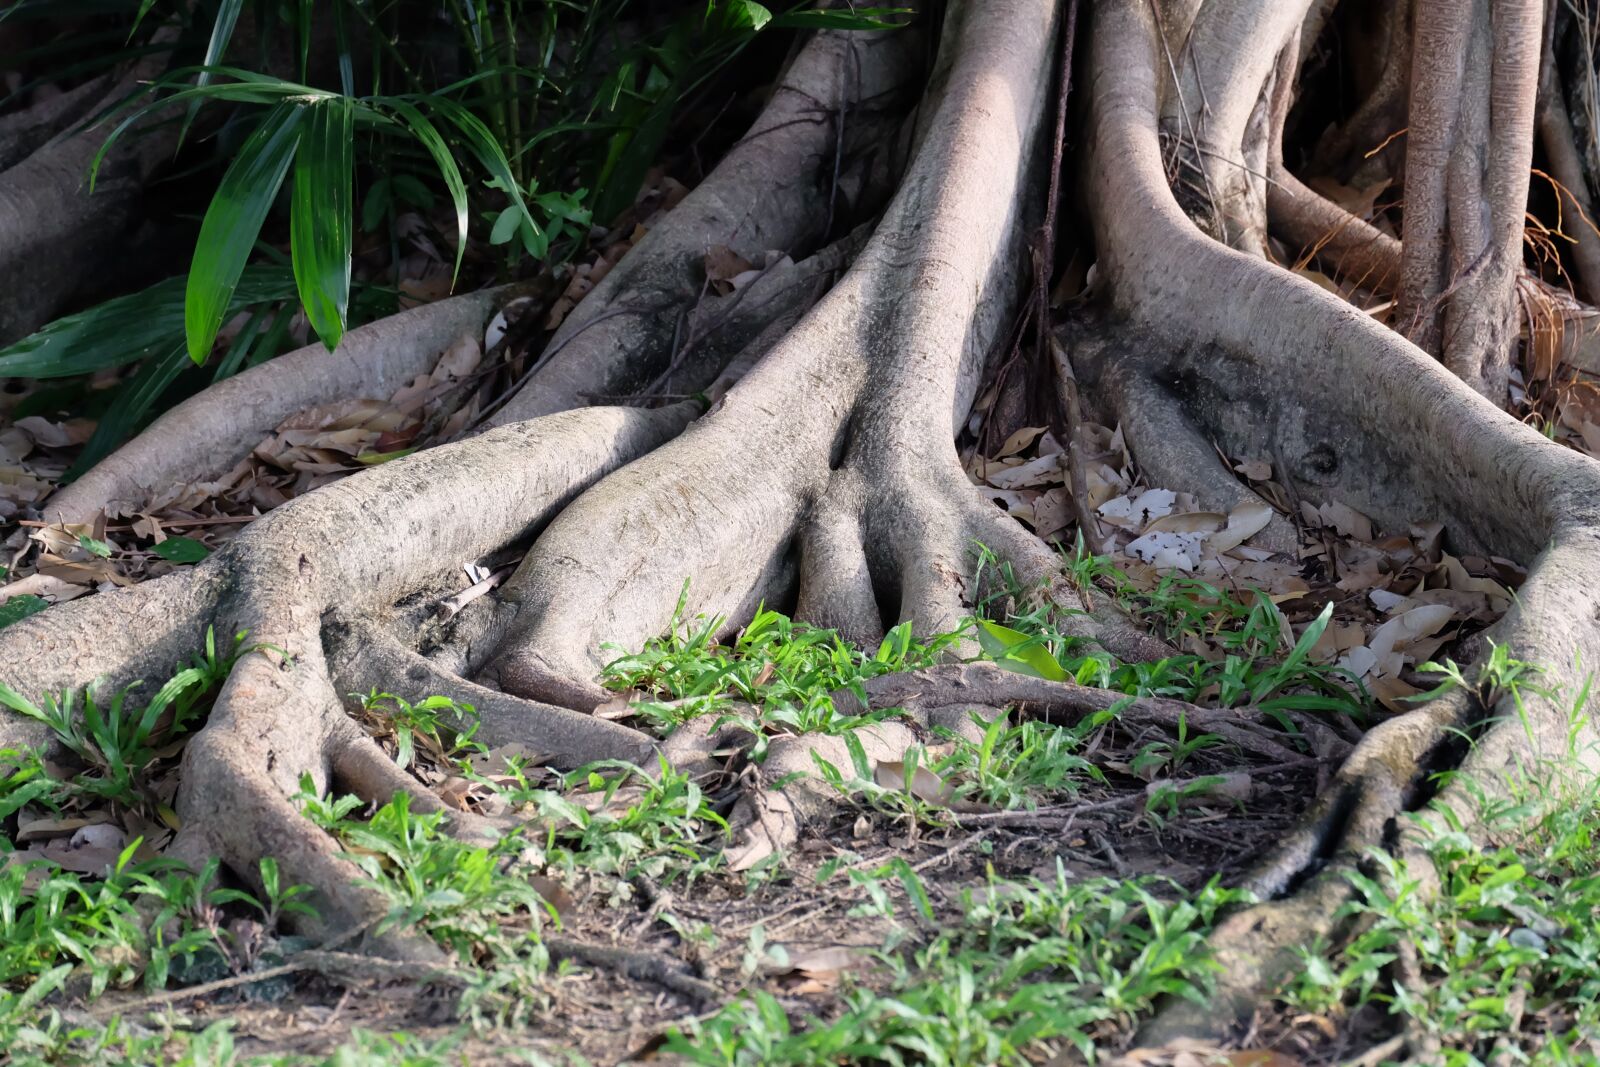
[481,0,1062,709]
[47,287,507,524]
[838,662,1335,765]
[1090,0,1600,1042]
[0,26,182,343]
[12,0,1600,1048]
[4,406,684,945]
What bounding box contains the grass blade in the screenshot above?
[185,101,303,362]
[290,96,355,351]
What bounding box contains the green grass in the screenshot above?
[600,590,966,736]
[0,628,266,819]
[0,560,1400,1064]
[666,863,1251,1065]
[1275,784,1600,1064]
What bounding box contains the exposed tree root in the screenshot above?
[10,0,1600,1049]
[837,662,1336,764]
[1089,0,1600,1041]
[5,406,684,946]
[0,28,182,344]
[46,288,507,525]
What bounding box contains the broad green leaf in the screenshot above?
[488,205,522,246]
[976,619,1067,681]
[724,1,773,31]
[151,537,211,563]
[0,595,48,632]
[89,73,327,190]
[290,96,355,351]
[186,101,304,362]
[76,534,112,558]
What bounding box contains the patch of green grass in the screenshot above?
[0,1011,539,1066]
[0,628,270,818]
[353,689,484,772]
[601,591,964,735]
[987,543,1367,723]
[1275,785,1600,1062]
[0,845,303,997]
[295,784,553,965]
[513,757,727,884]
[666,864,1252,1065]
[934,716,1105,810]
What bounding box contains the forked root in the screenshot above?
[1088,0,1600,1040]
[3,406,684,940]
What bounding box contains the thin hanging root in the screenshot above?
[1088,0,1600,1040]
[1266,28,1403,293]
[47,288,506,525]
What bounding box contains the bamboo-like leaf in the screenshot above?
[0,266,297,379]
[424,95,538,242]
[772,6,914,29]
[185,101,303,362]
[196,0,244,88]
[90,71,328,191]
[290,96,355,351]
[65,343,190,478]
[383,99,470,281]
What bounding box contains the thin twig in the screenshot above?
[95,918,384,1018]
[546,936,720,1006]
[435,565,513,621]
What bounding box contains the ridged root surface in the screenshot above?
[5,0,1600,1047]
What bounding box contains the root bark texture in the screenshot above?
[1088,0,1600,1039]
[9,0,1600,1049]
[1395,0,1543,397]
[0,30,181,343]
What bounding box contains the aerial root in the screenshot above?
[3,406,692,961]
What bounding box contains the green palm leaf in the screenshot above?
[382,99,471,282]
[291,96,355,351]
[185,100,304,362]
